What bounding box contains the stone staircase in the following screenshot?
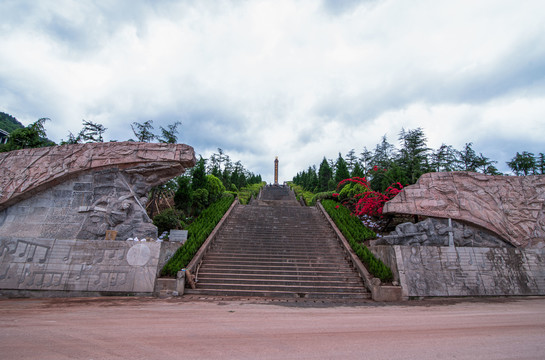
[185,186,370,299]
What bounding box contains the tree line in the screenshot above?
[293,127,544,193]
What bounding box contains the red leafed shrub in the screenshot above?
[333,177,403,218]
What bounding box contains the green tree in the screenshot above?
[0,118,53,152]
[132,120,156,142]
[78,120,107,143]
[334,153,350,185]
[158,121,181,144]
[397,127,430,184]
[537,153,545,175]
[206,174,226,204]
[345,149,358,174]
[351,162,365,178]
[432,144,460,172]
[174,175,193,214]
[317,157,333,192]
[507,152,537,176]
[191,157,207,190]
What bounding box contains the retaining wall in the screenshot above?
[0,237,180,296]
[371,245,545,298]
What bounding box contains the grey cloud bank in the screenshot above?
[1,0,544,182]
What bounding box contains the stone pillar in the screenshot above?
[274,156,279,185]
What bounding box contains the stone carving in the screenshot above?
[0,237,182,294]
[383,172,545,248]
[374,218,512,247]
[383,245,545,297]
[0,142,196,240]
[0,142,195,210]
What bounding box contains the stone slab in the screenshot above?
[0,237,174,294]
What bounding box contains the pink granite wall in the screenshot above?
[383,172,545,248]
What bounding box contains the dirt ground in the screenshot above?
[1,295,544,360]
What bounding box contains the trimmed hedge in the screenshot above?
[238,181,266,205]
[322,199,393,283]
[160,194,235,277]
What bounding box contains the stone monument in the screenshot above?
[0,142,195,296]
[274,156,279,185]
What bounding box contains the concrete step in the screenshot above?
[185,288,371,299]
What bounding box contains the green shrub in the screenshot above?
[238,182,266,205]
[309,191,335,206]
[153,208,184,235]
[161,194,235,277]
[321,199,393,283]
[288,183,314,205]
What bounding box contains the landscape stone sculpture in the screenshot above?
[0,142,196,240]
[382,172,545,248]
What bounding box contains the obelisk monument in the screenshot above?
[274,156,279,185]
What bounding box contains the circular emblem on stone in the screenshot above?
[126,243,151,266]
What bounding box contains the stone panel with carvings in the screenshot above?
[383,172,545,248]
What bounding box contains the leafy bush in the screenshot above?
[288,182,314,205]
[153,208,185,235]
[238,181,266,205]
[322,199,393,283]
[309,191,335,206]
[161,194,235,277]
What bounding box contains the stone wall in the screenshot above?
[0,237,181,295]
[383,172,545,248]
[371,245,545,298]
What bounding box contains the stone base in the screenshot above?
[370,245,545,298]
[0,237,181,296]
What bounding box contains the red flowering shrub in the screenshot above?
[333,177,403,218]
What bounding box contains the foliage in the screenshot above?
[161,195,235,277]
[78,120,107,143]
[0,118,55,152]
[321,199,393,282]
[153,208,185,235]
[334,177,403,218]
[0,111,24,133]
[237,182,266,205]
[206,174,226,204]
[158,121,181,144]
[174,175,193,213]
[317,157,334,192]
[309,191,335,206]
[289,182,315,205]
[334,152,350,184]
[507,151,538,176]
[131,120,156,142]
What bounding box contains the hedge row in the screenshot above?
[160,194,235,277]
[321,199,393,283]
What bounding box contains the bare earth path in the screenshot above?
[1,296,544,360]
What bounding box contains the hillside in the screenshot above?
[0,112,24,133]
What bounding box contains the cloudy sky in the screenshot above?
[1,0,544,182]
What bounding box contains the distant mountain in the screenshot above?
[0,112,25,133]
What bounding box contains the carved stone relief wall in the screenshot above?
[383,172,545,248]
[375,245,545,297]
[374,218,512,248]
[0,237,181,294]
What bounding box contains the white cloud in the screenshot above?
[1,0,544,182]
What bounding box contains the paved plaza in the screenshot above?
[1,296,544,359]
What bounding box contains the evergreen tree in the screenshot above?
[360,146,373,174]
[334,153,350,184]
[317,157,333,192]
[351,162,365,178]
[158,121,181,144]
[345,149,358,174]
[507,152,537,175]
[537,153,545,175]
[78,120,107,143]
[131,120,156,142]
[191,157,207,190]
[174,175,192,214]
[432,144,460,172]
[397,127,430,184]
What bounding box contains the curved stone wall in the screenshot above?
[383,172,545,248]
